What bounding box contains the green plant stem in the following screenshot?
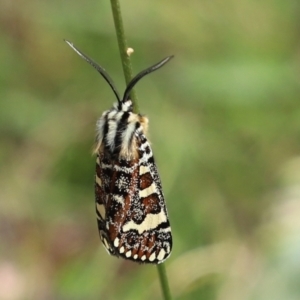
[157,263,172,300]
[109,1,172,299]
[110,0,138,113]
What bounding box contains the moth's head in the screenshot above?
[64,40,173,111]
[114,99,133,112]
[121,99,133,112]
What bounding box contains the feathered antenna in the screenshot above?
[65,40,173,106]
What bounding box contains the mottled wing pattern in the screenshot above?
[95,153,116,255]
[95,128,172,264]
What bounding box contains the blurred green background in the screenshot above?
[1,1,300,299]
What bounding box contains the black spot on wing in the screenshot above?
[144,145,151,154]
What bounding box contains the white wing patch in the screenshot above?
[139,165,150,175]
[96,203,106,220]
[139,182,157,198]
[122,210,167,234]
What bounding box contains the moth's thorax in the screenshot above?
[94,101,149,159]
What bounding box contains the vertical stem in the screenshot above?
[109,1,172,299]
[157,264,172,300]
[110,0,138,113]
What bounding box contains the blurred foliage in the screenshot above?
[1,0,300,299]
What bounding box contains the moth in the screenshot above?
[65,40,173,264]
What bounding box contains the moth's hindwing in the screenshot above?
[95,107,172,264]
